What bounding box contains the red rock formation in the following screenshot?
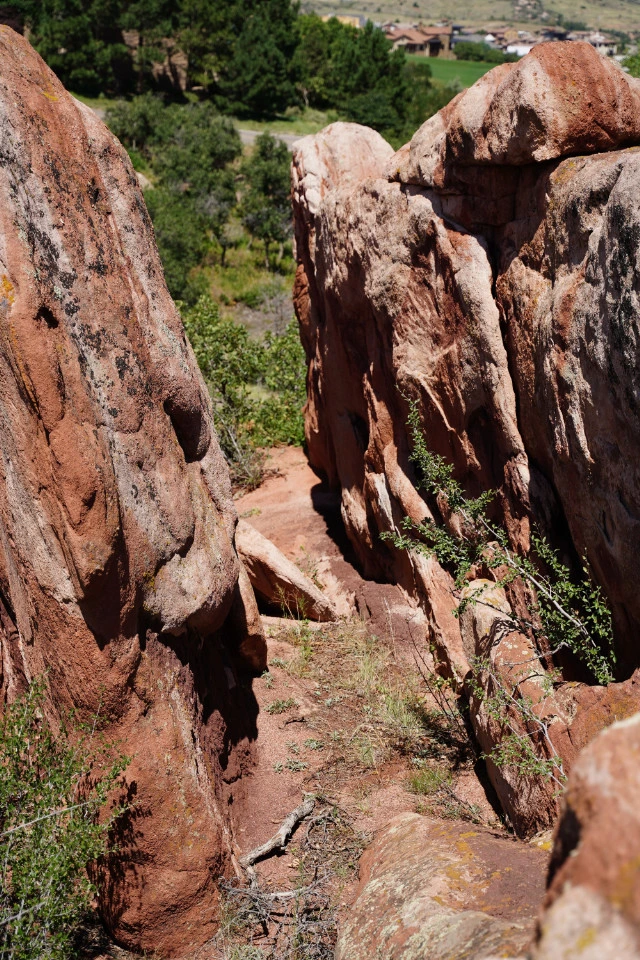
[236,518,338,621]
[336,812,547,960]
[292,43,640,835]
[0,27,265,956]
[533,712,640,959]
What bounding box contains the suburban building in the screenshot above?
[567,31,617,56]
[383,22,453,57]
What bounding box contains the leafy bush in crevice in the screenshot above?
[182,294,306,488]
[0,680,129,960]
[383,398,616,790]
[384,399,615,686]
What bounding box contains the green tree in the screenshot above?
[10,0,131,95]
[214,0,300,116]
[293,15,448,142]
[144,188,209,302]
[152,102,241,193]
[119,0,180,93]
[104,91,168,157]
[239,132,292,269]
[294,14,407,120]
[176,0,231,92]
[106,97,242,300]
[0,680,129,960]
[622,53,640,78]
[454,40,517,63]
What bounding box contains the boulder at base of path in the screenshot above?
[236,519,338,621]
[335,812,547,960]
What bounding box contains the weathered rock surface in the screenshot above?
[400,43,640,176]
[532,712,640,959]
[0,27,265,956]
[236,518,338,621]
[335,812,547,960]
[292,41,640,836]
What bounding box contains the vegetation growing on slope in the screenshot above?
[14,2,457,145]
[239,133,293,269]
[384,400,615,685]
[383,399,616,788]
[0,681,129,960]
[183,295,306,489]
[105,103,306,489]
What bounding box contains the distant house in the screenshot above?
[384,23,452,57]
[540,27,569,42]
[568,31,617,56]
[506,44,535,57]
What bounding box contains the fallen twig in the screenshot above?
[239,793,316,880]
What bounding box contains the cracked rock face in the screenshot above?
[292,42,640,837]
[0,27,265,956]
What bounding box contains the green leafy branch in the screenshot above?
[383,399,615,686]
[467,656,566,787]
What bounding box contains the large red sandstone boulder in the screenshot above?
[400,42,640,181]
[292,48,640,834]
[496,147,640,671]
[236,519,338,620]
[0,26,265,956]
[392,43,640,231]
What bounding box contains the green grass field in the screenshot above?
[232,107,335,137]
[407,55,496,88]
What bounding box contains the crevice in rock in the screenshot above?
[36,304,59,329]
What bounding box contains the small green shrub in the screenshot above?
[182,294,306,489]
[0,680,129,960]
[266,698,298,715]
[383,399,616,686]
[284,757,308,772]
[454,41,518,63]
[384,398,616,787]
[408,767,451,796]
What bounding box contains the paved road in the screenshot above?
[238,128,301,151]
[89,105,302,152]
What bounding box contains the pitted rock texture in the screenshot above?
[0,27,265,956]
[335,813,547,960]
[292,43,640,835]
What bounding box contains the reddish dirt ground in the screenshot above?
[224,447,549,955]
[97,447,550,959]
